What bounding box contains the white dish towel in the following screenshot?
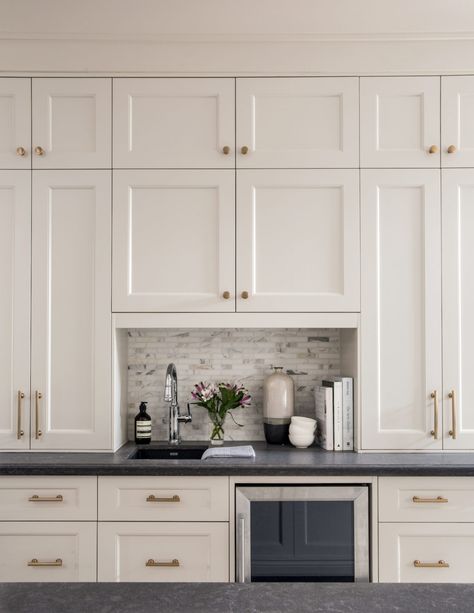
[201,445,255,460]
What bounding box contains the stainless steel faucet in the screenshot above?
[164,363,192,444]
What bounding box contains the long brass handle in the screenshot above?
[146,558,179,567]
[35,391,42,438]
[430,390,439,439]
[448,390,457,439]
[412,496,448,504]
[28,495,63,502]
[414,560,449,568]
[28,558,63,567]
[17,391,25,439]
[146,494,180,503]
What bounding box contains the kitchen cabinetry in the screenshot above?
[441,76,474,167]
[0,79,30,169]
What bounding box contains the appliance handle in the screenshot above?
[237,514,246,583]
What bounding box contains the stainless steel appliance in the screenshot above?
[235,485,370,582]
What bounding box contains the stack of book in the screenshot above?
[314,377,353,451]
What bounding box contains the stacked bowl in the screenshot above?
[288,416,317,448]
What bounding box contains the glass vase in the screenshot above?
[209,413,226,445]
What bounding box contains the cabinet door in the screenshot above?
[442,170,474,449]
[0,171,30,449]
[0,79,30,168]
[113,78,235,168]
[360,77,440,167]
[361,170,442,450]
[236,77,358,168]
[31,171,111,450]
[442,76,474,167]
[113,170,235,312]
[236,169,359,312]
[32,78,111,169]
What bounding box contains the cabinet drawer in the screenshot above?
[379,522,474,583]
[0,522,96,582]
[98,522,228,582]
[0,476,97,520]
[379,477,474,522]
[98,476,228,521]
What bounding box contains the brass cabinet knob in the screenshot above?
[447,145,457,154]
[222,146,231,155]
[428,145,438,154]
[241,291,249,299]
[34,146,45,156]
[222,291,231,299]
[16,146,26,157]
[240,146,249,155]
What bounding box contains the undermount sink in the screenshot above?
[129,446,208,460]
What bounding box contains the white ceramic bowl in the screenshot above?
[289,431,315,449]
[291,416,316,430]
[289,424,316,437]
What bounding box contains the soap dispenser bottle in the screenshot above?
[135,401,152,444]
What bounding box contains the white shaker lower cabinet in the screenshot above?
[113,170,235,312]
[0,171,31,449]
[236,169,360,312]
[98,522,229,582]
[361,170,442,450]
[31,171,112,450]
[0,522,96,582]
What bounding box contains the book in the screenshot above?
[322,378,343,451]
[314,386,334,451]
[323,377,353,451]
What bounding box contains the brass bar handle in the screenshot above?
[146,558,180,568]
[414,560,449,568]
[28,558,63,567]
[28,495,63,502]
[412,496,448,504]
[448,390,457,439]
[430,390,439,439]
[146,494,180,503]
[17,391,25,439]
[35,391,43,438]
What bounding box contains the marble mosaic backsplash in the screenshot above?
[127,328,340,442]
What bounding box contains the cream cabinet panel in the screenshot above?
[0,79,30,168]
[442,77,474,167]
[236,77,359,168]
[98,476,229,522]
[361,170,442,450]
[236,169,359,312]
[32,78,111,168]
[113,170,235,312]
[31,171,112,450]
[98,522,229,582]
[0,522,96,582]
[113,78,235,168]
[360,77,440,167]
[442,170,474,449]
[0,476,97,521]
[0,171,30,449]
[379,523,474,583]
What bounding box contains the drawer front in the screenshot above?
[98,476,229,521]
[379,522,474,583]
[0,522,96,582]
[0,476,97,520]
[379,477,474,522]
[98,522,229,582]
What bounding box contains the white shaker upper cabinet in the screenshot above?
[360,77,440,168]
[236,77,359,168]
[442,76,474,167]
[442,170,474,449]
[0,79,30,169]
[31,171,112,450]
[32,78,111,169]
[113,79,235,168]
[113,170,235,312]
[0,172,30,449]
[361,170,442,450]
[236,169,360,312]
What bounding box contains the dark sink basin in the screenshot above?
[129,446,208,460]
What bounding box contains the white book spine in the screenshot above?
[323,380,343,451]
[341,378,354,451]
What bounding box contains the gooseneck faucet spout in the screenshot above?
[164,363,192,444]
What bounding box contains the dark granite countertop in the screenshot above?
[2,441,474,476]
[0,582,473,613]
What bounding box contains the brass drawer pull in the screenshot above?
[430,390,439,439]
[414,559,449,568]
[448,390,457,439]
[412,496,448,504]
[35,391,43,438]
[17,390,25,439]
[146,494,180,503]
[28,558,63,567]
[28,495,64,502]
[146,558,179,568]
